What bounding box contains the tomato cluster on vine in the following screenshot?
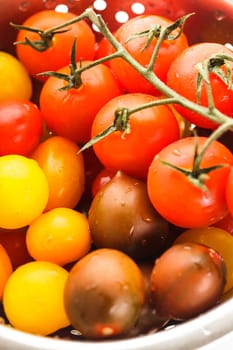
[0,4,233,342]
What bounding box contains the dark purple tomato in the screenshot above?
[63,248,145,339]
[150,242,226,320]
[88,170,171,261]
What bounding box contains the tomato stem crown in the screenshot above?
[11,22,70,52]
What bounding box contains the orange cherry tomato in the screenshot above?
[26,208,91,266]
[30,136,85,211]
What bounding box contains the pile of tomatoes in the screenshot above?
[1,1,233,342]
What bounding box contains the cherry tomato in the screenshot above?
[0,154,49,229]
[64,248,145,339]
[88,170,171,260]
[0,100,43,156]
[0,244,13,300]
[39,61,122,144]
[3,261,70,335]
[0,51,32,101]
[167,42,233,129]
[91,93,180,179]
[150,242,226,320]
[174,226,233,293]
[26,208,91,266]
[109,14,188,95]
[15,10,96,80]
[30,136,85,211]
[147,136,233,228]
[0,227,32,270]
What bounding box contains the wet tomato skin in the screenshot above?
[174,226,233,293]
[88,171,171,261]
[64,248,145,339]
[150,242,226,320]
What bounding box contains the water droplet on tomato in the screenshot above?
[214,10,225,21]
[142,215,152,223]
[18,1,30,11]
[129,226,135,236]
[172,149,182,156]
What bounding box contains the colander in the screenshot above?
[1,0,233,349]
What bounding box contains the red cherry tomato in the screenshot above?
[39,61,122,144]
[91,93,180,179]
[0,100,43,156]
[109,14,189,95]
[167,42,233,129]
[15,10,96,80]
[147,136,233,228]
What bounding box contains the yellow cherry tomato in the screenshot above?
[3,261,70,335]
[0,51,32,101]
[0,154,49,229]
[174,226,233,293]
[26,208,92,266]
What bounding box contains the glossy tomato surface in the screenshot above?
[91,93,180,179]
[147,137,233,228]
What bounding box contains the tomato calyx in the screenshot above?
[126,13,194,51]
[160,134,225,192]
[78,96,178,154]
[11,22,70,52]
[161,158,223,192]
[196,53,233,107]
[79,107,131,153]
[38,38,82,89]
